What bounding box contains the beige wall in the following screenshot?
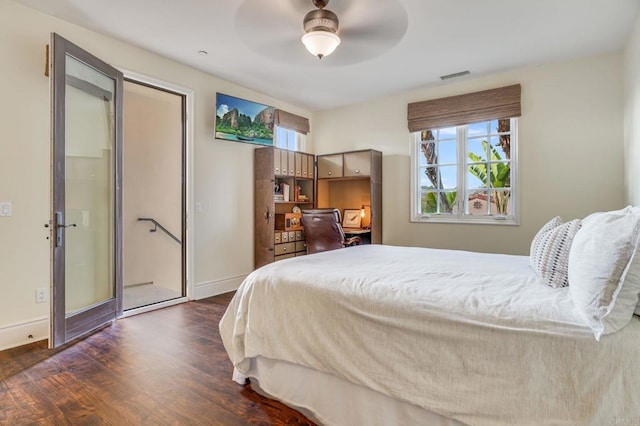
[0,0,629,349]
[313,53,625,255]
[624,15,640,205]
[123,81,182,292]
[0,0,311,349]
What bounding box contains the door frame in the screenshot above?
[50,33,123,348]
[119,69,195,316]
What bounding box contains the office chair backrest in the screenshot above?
[301,208,348,254]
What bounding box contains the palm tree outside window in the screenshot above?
[412,118,518,224]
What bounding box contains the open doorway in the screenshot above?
[122,78,187,312]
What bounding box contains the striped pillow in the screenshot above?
[530,217,582,288]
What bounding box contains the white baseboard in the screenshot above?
[0,317,48,351]
[121,296,188,318]
[0,277,244,350]
[194,275,246,300]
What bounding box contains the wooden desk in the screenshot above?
[343,228,371,245]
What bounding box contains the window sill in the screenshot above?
[411,215,519,226]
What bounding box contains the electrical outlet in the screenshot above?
[0,202,11,217]
[36,287,48,303]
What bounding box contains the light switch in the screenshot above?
[0,202,11,217]
[195,202,202,213]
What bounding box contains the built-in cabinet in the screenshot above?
[316,149,382,245]
[255,147,315,268]
[317,151,374,178]
[255,147,382,268]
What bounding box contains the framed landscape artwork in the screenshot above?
[215,93,275,146]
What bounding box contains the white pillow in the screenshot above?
[530,217,581,288]
[632,207,640,316]
[568,208,640,340]
[581,205,632,224]
[584,206,640,317]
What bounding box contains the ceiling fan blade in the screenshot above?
[337,0,408,54]
[236,0,302,32]
[339,0,407,26]
[340,26,402,43]
[234,0,409,66]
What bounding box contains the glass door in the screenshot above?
[50,33,123,348]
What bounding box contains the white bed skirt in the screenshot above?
[236,356,465,426]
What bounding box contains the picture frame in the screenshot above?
[342,209,362,229]
[215,93,275,146]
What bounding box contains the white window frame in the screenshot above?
[410,118,518,225]
[274,125,307,152]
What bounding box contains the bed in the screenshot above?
[219,244,640,425]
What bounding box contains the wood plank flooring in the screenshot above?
[0,292,315,425]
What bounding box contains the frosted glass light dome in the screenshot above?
[301,31,341,59]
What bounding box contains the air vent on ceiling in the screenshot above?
[440,70,471,80]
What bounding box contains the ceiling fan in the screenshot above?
[301,0,341,59]
[235,0,408,66]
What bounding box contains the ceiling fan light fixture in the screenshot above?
[302,0,341,59]
[301,31,341,59]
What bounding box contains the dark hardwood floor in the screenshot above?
[0,292,315,425]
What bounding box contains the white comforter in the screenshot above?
[219,245,640,425]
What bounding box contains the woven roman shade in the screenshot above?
[274,109,310,134]
[407,84,521,132]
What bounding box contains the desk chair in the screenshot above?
[302,209,361,254]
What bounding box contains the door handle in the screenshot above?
[54,212,76,247]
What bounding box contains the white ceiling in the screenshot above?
[14,0,640,111]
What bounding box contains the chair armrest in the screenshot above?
[344,237,361,246]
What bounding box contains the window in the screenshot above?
[411,118,518,224]
[273,109,310,152]
[275,126,307,152]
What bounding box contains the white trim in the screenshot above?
[194,275,247,300]
[120,297,189,318]
[410,216,519,226]
[410,134,418,223]
[0,317,48,351]
[120,69,194,100]
[119,68,196,306]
